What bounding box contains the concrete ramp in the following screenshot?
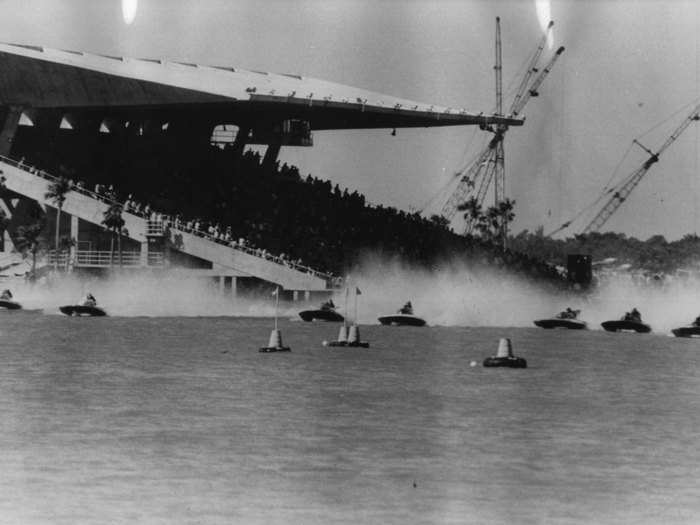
[0,156,332,291]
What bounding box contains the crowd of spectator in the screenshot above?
[8,126,568,288]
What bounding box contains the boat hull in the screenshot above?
[299,309,344,322]
[0,299,21,310]
[59,305,107,317]
[601,320,651,333]
[483,356,527,368]
[378,314,426,327]
[327,341,370,348]
[534,318,587,330]
[671,326,700,338]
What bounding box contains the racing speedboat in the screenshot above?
[59,304,107,317]
[299,301,344,322]
[671,324,700,338]
[534,309,587,329]
[0,298,22,310]
[601,318,651,333]
[377,313,426,326]
[378,301,426,326]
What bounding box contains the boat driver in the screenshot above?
[83,293,97,307]
[399,301,413,315]
[0,289,12,300]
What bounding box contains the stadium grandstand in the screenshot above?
[0,42,525,298]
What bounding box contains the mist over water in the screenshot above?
[7,273,276,318]
[6,261,700,332]
[346,255,700,332]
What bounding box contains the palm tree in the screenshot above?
[44,177,71,269]
[102,203,125,268]
[16,222,44,281]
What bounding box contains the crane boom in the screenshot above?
[441,148,492,216]
[582,105,700,234]
[439,21,564,234]
[511,45,565,116]
[509,21,554,116]
[495,17,503,116]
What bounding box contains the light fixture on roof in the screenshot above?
[59,116,73,130]
[18,112,34,127]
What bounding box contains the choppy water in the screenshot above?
[1,314,700,524]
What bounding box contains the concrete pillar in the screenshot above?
[230,276,237,297]
[231,124,251,158]
[293,290,299,301]
[219,275,225,294]
[304,290,310,301]
[0,105,23,156]
[69,215,78,270]
[140,241,148,267]
[262,141,282,170]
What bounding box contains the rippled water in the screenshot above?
[1,314,700,524]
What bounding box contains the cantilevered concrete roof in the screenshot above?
[0,42,523,131]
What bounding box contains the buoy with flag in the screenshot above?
[259,286,291,353]
[328,284,369,348]
[483,338,526,368]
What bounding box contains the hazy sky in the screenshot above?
[0,0,698,240]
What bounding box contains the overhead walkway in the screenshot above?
[0,155,335,292]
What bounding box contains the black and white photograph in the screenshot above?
[1,0,699,523]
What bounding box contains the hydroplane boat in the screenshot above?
[0,289,21,310]
[601,310,651,333]
[672,318,700,338]
[60,293,106,317]
[59,305,107,317]
[534,308,587,329]
[299,300,344,322]
[378,301,426,327]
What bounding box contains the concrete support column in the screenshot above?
[140,241,148,267]
[219,275,225,294]
[231,125,251,158]
[262,141,282,170]
[304,290,310,301]
[293,290,299,301]
[0,105,23,156]
[69,215,78,270]
[230,276,237,298]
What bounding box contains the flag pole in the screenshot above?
[274,286,279,330]
[354,286,358,324]
[344,284,348,328]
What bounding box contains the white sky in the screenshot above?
[0,0,698,240]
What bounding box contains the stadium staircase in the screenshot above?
[0,155,335,291]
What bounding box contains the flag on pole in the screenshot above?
[272,287,279,296]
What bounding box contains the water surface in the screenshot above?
[1,315,699,524]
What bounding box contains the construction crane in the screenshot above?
[578,104,700,234]
[440,19,564,238]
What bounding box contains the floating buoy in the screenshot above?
[327,323,370,348]
[483,338,526,368]
[469,360,477,367]
[259,329,291,353]
[337,325,348,343]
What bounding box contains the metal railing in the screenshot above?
[48,250,164,268]
[0,154,342,288]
